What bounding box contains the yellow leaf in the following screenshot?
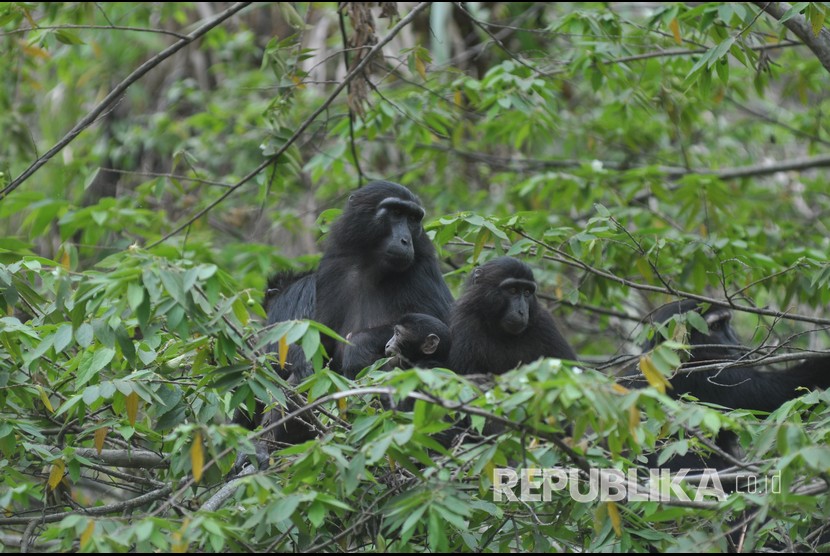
[415,54,426,80]
[80,520,95,548]
[19,40,50,60]
[473,228,491,263]
[126,391,139,426]
[484,460,496,483]
[171,532,187,553]
[639,354,671,395]
[337,397,348,416]
[387,454,397,472]
[812,11,825,37]
[191,431,204,484]
[454,89,463,107]
[38,386,54,413]
[291,74,306,90]
[593,501,607,534]
[61,249,71,270]
[171,518,190,553]
[278,335,288,370]
[48,459,65,491]
[669,18,682,45]
[94,427,108,455]
[607,501,622,536]
[611,383,630,394]
[628,405,640,436]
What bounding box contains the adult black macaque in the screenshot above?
[274,180,454,380]
[622,299,830,474]
[235,181,454,465]
[622,299,830,411]
[449,257,576,375]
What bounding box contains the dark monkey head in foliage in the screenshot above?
[624,299,830,413]
[449,257,576,375]
[385,312,451,369]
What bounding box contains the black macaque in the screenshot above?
[449,257,576,375]
[340,312,451,376]
[623,299,830,412]
[623,299,830,473]
[385,313,451,369]
[272,180,454,380]
[234,181,454,468]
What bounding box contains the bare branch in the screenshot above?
[0,486,172,525]
[200,463,257,511]
[33,445,167,468]
[149,2,432,247]
[0,2,254,200]
[752,2,830,74]
[2,24,189,40]
[423,144,830,181]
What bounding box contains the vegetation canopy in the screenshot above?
[1,2,829,552]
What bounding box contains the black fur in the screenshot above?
[385,313,451,369]
[449,257,576,375]
[624,300,830,475]
[338,325,393,378]
[313,181,453,372]
[261,181,452,381]
[623,300,830,412]
[339,312,451,376]
[234,181,454,467]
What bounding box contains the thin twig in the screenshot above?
[2,23,189,40]
[148,2,432,247]
[1,2,254,200]
[515,231,830,326]
[0,486,172,526]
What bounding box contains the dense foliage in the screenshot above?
[1,2,829,552]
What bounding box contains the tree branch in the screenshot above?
[0,2,254,200]
[0,486,172,525]
[516,231,830,326]
[423,144,830,180]
[148,1,432,247]
[752,2,830,74]
[2,24,189,40]
[34,445,166,468]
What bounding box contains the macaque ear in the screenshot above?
[421,333,440,355]
[473,267,483,284]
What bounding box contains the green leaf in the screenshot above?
[77,348,116,388]
[75,323,94,348]
[53,323,73,353]
[54,29,85,45]
[127,282,145,312]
